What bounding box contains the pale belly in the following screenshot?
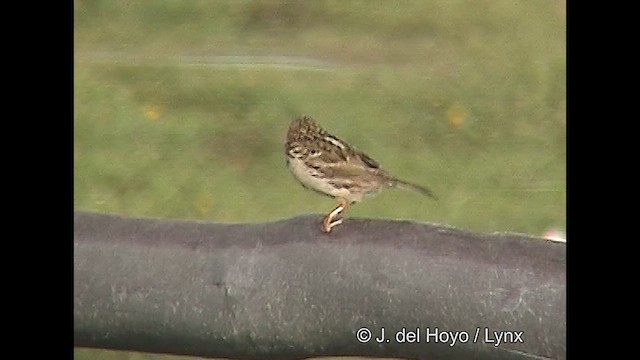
[287,158,366,203]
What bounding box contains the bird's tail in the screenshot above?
[390,178,438,200]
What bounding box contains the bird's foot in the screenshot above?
[322,203,346,233]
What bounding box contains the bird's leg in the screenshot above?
[322,198,349,233]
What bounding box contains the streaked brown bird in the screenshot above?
[285,115,437,233]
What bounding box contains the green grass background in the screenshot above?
[75,1,565,358]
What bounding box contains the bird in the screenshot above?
[285,115,437,233]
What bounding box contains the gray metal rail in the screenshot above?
[74,211,566,359]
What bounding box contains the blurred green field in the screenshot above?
[75,1,564,357]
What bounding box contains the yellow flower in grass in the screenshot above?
[447,105,467,129]
[143,104,163,121]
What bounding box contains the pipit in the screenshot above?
[285,115,437,233]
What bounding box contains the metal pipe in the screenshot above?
[74,211,565,359]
